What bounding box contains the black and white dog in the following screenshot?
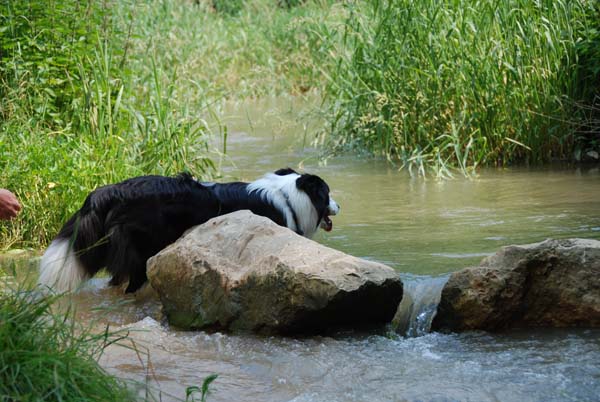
[39,168,339,293]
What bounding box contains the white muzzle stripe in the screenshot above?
[328,198,340,215]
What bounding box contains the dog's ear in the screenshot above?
[274,167,298,176]
[296,174,329,195]
[296,174,330,221]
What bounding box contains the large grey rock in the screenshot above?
[147,210,403,334]
[432,238,600,332]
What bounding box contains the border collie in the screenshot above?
[39,168,339,294]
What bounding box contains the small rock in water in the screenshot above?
[432,238,600,332]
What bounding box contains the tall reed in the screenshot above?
[319,0,599,176]
[111,0,340,102]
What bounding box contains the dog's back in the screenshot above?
[39,174,219,293]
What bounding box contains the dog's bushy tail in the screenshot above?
[39,207,107,293]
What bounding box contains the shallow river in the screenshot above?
[72,98,600,401]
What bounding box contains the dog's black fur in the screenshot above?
[39,169,338,293]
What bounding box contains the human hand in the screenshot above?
[0,189,21,220]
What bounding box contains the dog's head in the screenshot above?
[274,168,339,237]
[249,168,339,238]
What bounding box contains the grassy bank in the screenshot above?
[0,276,134,401]
[0,1,219,247]
[318,0,600,176]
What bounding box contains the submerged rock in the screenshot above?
[432,238,600,332]
[147,210,403,334]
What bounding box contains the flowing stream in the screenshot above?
[28,98,600,400]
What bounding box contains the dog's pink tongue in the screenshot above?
[324,216,333,232]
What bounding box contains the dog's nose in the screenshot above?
[328,199,340,215]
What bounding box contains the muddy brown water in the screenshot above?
[15,98,600,401]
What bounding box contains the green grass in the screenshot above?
[0,0,218,248]
[0,275,134,401]
[112,0,341,102]
[317,0,600,176]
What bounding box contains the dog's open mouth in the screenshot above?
[320,198,339,232]
[320,215,333,232]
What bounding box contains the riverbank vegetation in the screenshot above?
[319,0,600,176]
[1,0,598,246]
[0,273,134,401]
[0,0,218,247]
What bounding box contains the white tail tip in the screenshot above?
[39,239,88,293]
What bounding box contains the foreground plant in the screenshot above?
[186,374,219,402]
[0,281,134,401]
